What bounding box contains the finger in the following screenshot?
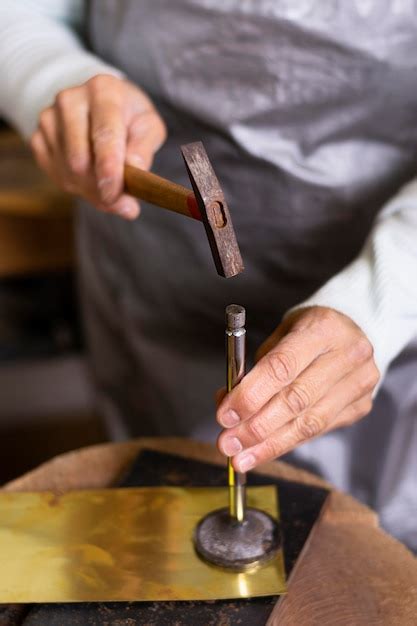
[90,91,127,205]
[30,130,66,190]
[230,362,378,471]
[38,107,59,153]
[94,193,140,220]
[55,88,91,176]
[218,343,371,454]
[33,120,83,196]
[217,329,330,428]
[330,395,373,430]
[125,110,167,170]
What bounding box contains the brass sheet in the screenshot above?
[0,486,286,603]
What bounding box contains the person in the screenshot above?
[0,1,416,551]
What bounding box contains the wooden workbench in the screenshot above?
[3,437,417,625]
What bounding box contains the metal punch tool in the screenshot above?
[194,305,281,572]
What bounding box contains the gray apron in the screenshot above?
[80,0,417,549]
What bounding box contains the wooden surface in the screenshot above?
[0,129,73,276]
[4,437,417,625]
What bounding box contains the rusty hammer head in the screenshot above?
[181,142,244,279]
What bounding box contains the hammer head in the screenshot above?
[181,142,244,279]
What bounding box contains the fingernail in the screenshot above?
[98,177,114,203]
[220,410,240,428]
[118,203,136,219]
[117,203,137,220]
[222,437,242,456]
[237,453,256,473]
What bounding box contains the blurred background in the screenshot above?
[0,120,107,484]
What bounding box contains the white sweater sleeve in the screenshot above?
[293,179,417,378]
[0,0,123,138]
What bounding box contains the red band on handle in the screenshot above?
[186,194,202,221]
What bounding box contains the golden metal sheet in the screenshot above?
[0,486,285,603]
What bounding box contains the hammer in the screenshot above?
[124,142,244,278]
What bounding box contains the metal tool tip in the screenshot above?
[226,304,246,330]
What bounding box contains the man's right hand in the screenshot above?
[30,74,167,219]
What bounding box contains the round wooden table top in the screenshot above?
[4,437,417,625]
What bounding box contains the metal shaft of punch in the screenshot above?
[226,305,247,523]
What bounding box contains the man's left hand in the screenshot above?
[216,306,380,472]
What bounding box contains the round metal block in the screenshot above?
[193,507,280,572]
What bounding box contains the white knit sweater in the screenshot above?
[1,0,417,380]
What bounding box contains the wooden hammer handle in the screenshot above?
[124,164,201,220]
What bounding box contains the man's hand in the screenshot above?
[216,306,380,472]
[30,74,167,219]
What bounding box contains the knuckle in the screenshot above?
[352,398,373,422]
[357,373,371,394]
[246,417,268,444]
[359,366,380,394]
[262,437,282,461]
[88,74,111,93]
[92,125,116,145]
[360,399,373,416]
[295,413,325,440]
[283,383,310,416]
[67,154,89,176]
[241,385,260,413]
[320,307,340,325]
[371,366,380,388]
[96,157,119,182]
[350,336,373,364]
[266,350,296,386]
[342,405,359,427]
[312,307,340,335]
[54,90,72,110]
